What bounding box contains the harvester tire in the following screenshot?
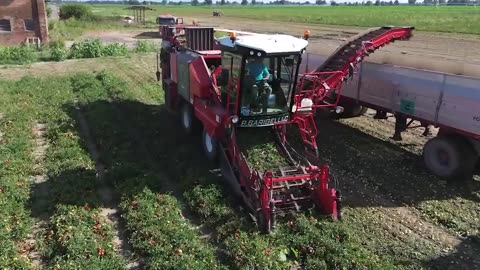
[180,103,200,135]
[202,128,218,161]
[423,136,476,181]
[256,211,271,234]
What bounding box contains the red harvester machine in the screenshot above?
[157,25,414,232]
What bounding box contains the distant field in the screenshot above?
[90,5,480,35]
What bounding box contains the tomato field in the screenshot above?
[0,53,478,269]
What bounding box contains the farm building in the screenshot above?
[0,0,49,46]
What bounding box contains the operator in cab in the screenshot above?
[244,57,273,114]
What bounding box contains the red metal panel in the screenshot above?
[189,56,212,99]
[193,98,224,137]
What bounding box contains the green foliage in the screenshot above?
[135,40,157,53]
[59,4,93,20]
[224,232,293,270]
[50,46,68,62]
[184,184,234,223]
[69,39,104,59]
[238,128,289,173]
[276,215,393,269]
[69,39,129,59]
[0,45,37,65]
[44,205,126,269]
[102,43,129,57]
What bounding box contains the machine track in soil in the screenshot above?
[91,96,230,264]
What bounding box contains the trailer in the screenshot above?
[157,24,414,232]
[301,52,480,181]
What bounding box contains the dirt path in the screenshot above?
[0,55,156,81]
[26,122,50,268]
[66,30,162,49]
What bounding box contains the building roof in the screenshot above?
[216,34,308,55]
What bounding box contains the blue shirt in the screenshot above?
[246,62,269,81]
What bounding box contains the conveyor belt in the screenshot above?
[315,26,415,77]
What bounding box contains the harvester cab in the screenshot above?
[157,25,415,233]
[214,33,308,127]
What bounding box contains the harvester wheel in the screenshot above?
[423,136,476,181]
[180,103,200,135]
[202,128,218,161]
[334,190,342,221]
[256,211,271,234]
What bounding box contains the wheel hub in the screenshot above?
[437,149,450,167]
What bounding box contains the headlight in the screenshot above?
[231,115,239,124]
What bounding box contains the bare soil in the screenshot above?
[65,30,162,49]
[27,122,50,269]
[165,15,480,78]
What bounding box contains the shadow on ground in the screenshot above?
[311,111,480,208]
[30,98,479,211]
[134,32,161,39]
[424,235,480,270]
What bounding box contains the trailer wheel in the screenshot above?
[180,103,200,135]
[202,128,218,161]
[423,136,476,180]
[338,104,368,118]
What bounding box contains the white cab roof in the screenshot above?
[216,34,308,54]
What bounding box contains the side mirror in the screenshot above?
[285,58,294,66]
